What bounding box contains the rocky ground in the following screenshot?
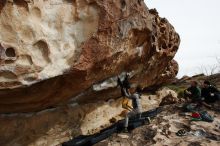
[0,88,177,146]
[95,73,220,146]
[95,103,220,146]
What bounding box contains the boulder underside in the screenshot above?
[0,0,180,113]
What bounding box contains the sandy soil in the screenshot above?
[95,103,220,146]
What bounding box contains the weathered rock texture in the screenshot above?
[0,0,180,113]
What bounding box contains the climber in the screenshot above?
[123,73,131,94]
[118,73,133,111]
[117,73,131,96]
[117,76,127,97]
[201,81,219,107]
[184,81,202,103]
[123,86,143,132]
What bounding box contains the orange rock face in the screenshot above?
[0,0,180,113]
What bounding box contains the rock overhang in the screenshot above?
[0,0,180,113]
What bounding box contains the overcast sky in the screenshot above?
[145,0,220,77]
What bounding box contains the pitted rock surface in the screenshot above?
[0,0,180,113]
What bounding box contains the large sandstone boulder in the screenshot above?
[0,0,180,113]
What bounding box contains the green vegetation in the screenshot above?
[165,85,185,98]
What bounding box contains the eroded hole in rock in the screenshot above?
[33,40,50,67]
[160,27,166,33]
[152,44,156,50]
[160,40,167,49]
[20,27,35,42]
[138,0,142,5]
[169,32,173,38]
[5,47,16,57]
[160,18,167,24]
[16,55,33,66]
[172,45,178,51]
[154,17,158,23]
[0,71,17,82]
[0,0,6,13]
[161,42,167,49]
[168,44,172,48]
[23,74,37,81]
[121,0,126,9]
[14,0,29,11]
[4,60,15,64]
[151,35,156,42]
[149,8,158,15]
[31,7,41,18]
